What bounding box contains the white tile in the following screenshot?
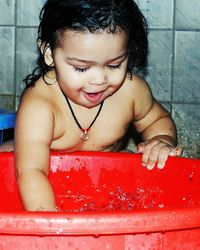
[137,0,174,28]
[172,104,200,158]
[173,31,200,102]
[17,0,45,26]
[145,30,173,101]
[0,0,15,25]
[0,27,15,94]
[16,27,38,95]
[176,0,200,29]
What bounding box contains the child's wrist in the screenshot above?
[147,135,176,147]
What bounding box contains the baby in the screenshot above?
[13,0,181,211]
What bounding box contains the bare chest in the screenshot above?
[50,101,133,152]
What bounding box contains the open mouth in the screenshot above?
[83,91,104,103]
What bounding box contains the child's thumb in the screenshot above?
[169,147,183,156]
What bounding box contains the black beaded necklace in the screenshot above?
[63,94,104,141]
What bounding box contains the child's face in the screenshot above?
[52,29,129,108]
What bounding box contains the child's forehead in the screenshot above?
[55,29,128,62]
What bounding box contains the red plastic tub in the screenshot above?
[0,151,200,249]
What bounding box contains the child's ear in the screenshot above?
[37,39,54,66]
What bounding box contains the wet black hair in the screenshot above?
[24,0,148,87]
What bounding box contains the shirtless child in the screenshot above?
[12,0,181,211]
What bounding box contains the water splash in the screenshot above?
[57,186,166,212]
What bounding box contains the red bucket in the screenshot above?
[0,151,200,249]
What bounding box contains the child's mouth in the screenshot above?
[83,91,103,103]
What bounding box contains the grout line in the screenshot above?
[13,0,17,110]
[162,101,200,105]
[170,0,176,110]
[2,25,200,32]
[0,24,37,28]
[16,25,38,28]
[149,28,200,32]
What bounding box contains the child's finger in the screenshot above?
[137,141,147,153]
[141,141,160,169]
[169,147,182,156]
[157,146,172,169]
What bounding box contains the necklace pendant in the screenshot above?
[81,130,89,141]
[64,94,104,142]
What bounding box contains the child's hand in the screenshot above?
[137,138,182,170]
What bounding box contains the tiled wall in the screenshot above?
[0,0,199,157]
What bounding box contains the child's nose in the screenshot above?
[89,69,108,86]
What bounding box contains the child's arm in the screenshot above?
[15,96,57,211]
[132,76,181,170]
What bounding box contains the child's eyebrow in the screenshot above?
[66,52,128,63]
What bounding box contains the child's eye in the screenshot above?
[107,64,121,70]
[74,67,88,72]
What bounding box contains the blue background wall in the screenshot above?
[0,0,199,157]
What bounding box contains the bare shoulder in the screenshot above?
[18,79,57,119]
[124,74,152,95]
[20,79,53,104]
[16,80,56,145]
